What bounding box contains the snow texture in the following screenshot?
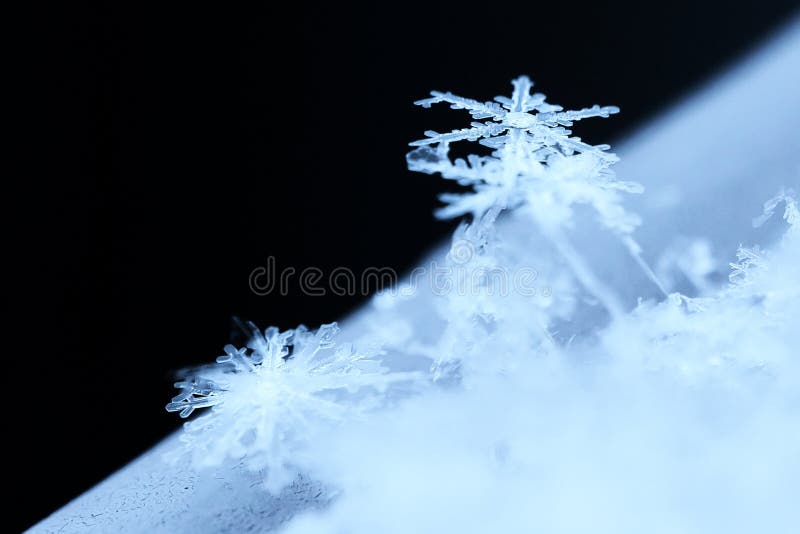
[34,433,331,533]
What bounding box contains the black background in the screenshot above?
[11,1,798,530]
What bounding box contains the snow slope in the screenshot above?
[32,15,800,534]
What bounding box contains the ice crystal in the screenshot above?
[753,187,798,232]
[407,76,641,225]
[729,245,766,285]
[167,322,416,491]
[730,189,797,286]
[410,75,619,160]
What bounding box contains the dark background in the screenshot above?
[11,1,798,530]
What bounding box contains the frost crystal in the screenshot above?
[167,322,415,491]
[406,76,642,223]
[753,188,798,232]
[410,75,619,160]
[729,245,766,285]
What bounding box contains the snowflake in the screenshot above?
[406,76,642,224]
[167,322,418,492]
[410,75,619,159]
[729,245,767,285]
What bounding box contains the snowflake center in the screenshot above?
[504,112,537,129]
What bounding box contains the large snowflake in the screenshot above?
[410,75,619,160]
[407,76,641,228]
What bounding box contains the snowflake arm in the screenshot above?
[409,122,507,146]
[414,91,507,120]
[406,146,493,186]
[166,376,224,418]
[509,75,534,112]
[552,135,619,162]
[436,190,504,220]
[552,104,620,125]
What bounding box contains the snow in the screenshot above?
[32,15,800,534]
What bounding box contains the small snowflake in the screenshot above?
[729,245,766,285]
[753,188,798,232]
[167,322,418,491]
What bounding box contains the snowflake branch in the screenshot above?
[414,91,506,120]
[409,122,507,146]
